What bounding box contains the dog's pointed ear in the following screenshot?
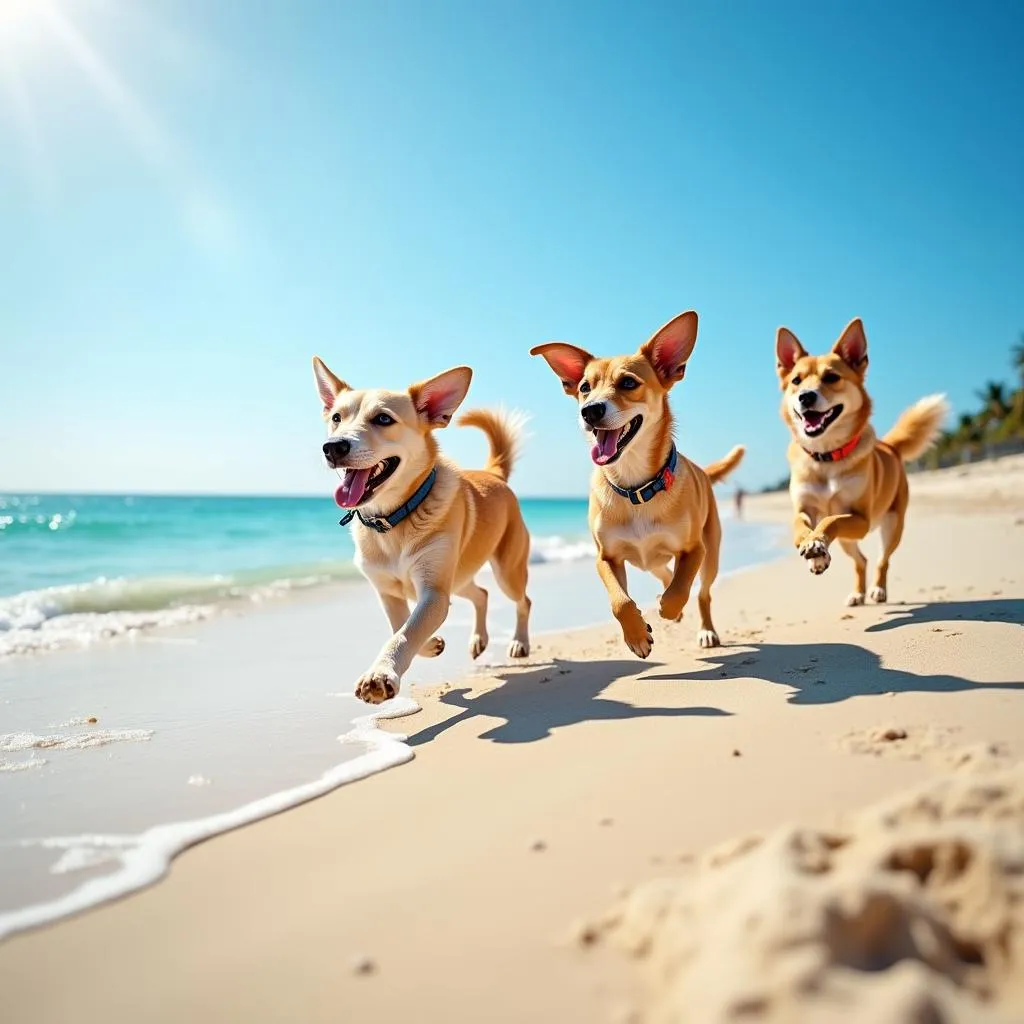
[832,318,868,372]
[639,310,698,387]
[529,343,594,395]
[409,366,473,428]
[313,356,349,410]
[775,328,807,379]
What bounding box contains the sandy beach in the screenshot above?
[2,457,1022,1023]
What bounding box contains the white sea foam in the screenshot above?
[0,756,48,773]
[0,697,418,942]
[0,599,214,658]
[528,534,595,564]
[0,729,154,753]
[0,536,593,658]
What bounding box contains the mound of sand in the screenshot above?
[838,725,1012,773]
[582,766,1024,1023]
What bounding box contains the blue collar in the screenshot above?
[339,467,437,533]
[606,445,678,505]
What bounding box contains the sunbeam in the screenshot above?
[38,1,178,169]
[0,0,240,264]
[0,54,56,201]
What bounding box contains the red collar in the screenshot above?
[804,432,862,463]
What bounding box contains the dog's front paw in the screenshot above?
[420,635,445,657]
[658,591,684,622]
[846,592,865,607]
[469,633,489,659]
[619,602,654,659]
[798,537,831,575]
[354,666,399,705]
[870,586,888,604]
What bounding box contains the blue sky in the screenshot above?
[2,0,1021,496]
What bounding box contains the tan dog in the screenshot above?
[313,358,532,704]
[531,311,744,659]
[776,318,948,605]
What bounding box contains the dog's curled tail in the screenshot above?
[882,394,950,462]
[704,445,745,484]
[457,408,529,482]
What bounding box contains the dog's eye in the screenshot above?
[579,381,591,394]
[790,375,802,387]
[822,371,840,385]
[619,377,640,390]
[372,413,395,426]
[331,413,342,424]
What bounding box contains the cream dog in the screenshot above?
[314,358,532,703]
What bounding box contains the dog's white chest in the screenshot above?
[793,469,867,516]
[352,532,447,600]
[599,514,685,571]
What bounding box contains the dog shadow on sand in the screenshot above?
[645,638,1024,706]
[862,596,1024,633]
[407,658,730,746]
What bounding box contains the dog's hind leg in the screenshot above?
[458,582,489,658]
[694,501,722,648]
[872,506,906,603]
[379,592,445,658]
[490,515,532,658]
[839,540,868,606]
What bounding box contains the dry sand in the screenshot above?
[1,456,1023,1023]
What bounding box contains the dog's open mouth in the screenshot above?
[334,457,400,509]
[800,405,843,438]
[590,416,642,466]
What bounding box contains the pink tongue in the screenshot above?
[335,467,373,508]
[591,428,623,465]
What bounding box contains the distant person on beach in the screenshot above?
[734,486,746,518]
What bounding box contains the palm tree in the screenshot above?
[1013,333,1024,389]
[975,381,1009,429]
[954,412,984,459]
[1010,335,1024,438]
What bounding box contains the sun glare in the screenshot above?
[1,0,237,262]
[0,1,175,170]
[0,0,44,47]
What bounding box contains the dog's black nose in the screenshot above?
[797,390,818,409]
[323,438,351,464]
[581,402,606,426]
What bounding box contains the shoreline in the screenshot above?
[0,511,781,659]
[0,698,420,942]
[0,523,785,937]
[1,457,1022,1022]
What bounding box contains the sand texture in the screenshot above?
[584,766,1024,1024]
[0,455,1022,1023]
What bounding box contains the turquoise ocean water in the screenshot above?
[0,492,595,595]
[0,491,779,657]
[0,493,593,654]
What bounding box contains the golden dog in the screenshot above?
[776,317,948,604]
[314,358,532,703]
[532,311,743,659]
